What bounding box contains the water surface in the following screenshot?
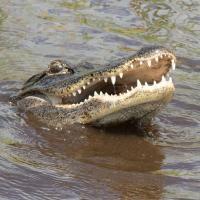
[0,0,199,199]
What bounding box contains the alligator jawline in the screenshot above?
[48,51,176,106]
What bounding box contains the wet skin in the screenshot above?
[11,46,176,128]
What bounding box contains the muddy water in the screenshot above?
[0,0,200,199]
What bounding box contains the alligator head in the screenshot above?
[12,46,176,127]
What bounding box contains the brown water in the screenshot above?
[0,0,200,199]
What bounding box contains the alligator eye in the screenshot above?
[48,60,64,73]
[48,60,74,74]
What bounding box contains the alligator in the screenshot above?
[11,46,176,128]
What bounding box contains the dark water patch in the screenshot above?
[172,99,200,113]
[178,56,200,72]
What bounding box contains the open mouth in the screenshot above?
[58,47,176,106]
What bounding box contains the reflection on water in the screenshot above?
[0,0,200,199]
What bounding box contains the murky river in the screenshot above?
[0,0,199,199]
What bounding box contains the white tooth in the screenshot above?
[89,95,92,99]
[147,60,151,67]
[153,81,156,86]
[131,86,134,90]
[171,59,176,70]
[145,82,148,86]
[105,92,109,96]
[162,75,166,82]
[94,91,98,96]
[119,72,123,79]
[104,77,108,83]
[155,56,159,62]
[87,81,90,85]
[78,89,82,94]
[73,92,76,96]
[100,91,103,96]
[169,77,172,82]
[111,76,116,85]
[131,64,134,69]
[83,85,86,90]
[137,80,142,88]
[140,60,143,65]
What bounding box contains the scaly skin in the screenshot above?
[12,46,176,128]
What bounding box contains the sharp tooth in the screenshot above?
[131,64,134,69]
[153,81,156,86]
[83,85,86,90]
[105,92,109,96]
[131,86,134,90]
[119,72,123,79]
[111,76,116,85]
[94,91,98,96]
[169,77,172,82]
[171,59,176,70]
[78,89,82,94]
[147,60,151,67]
[162,75,166,82]
[73,92,76,96]
[89,95,92,99]
[137,80,142,88]
[145,82,148,86]
[155,56,159,62]
[104,77,108,83]
[140,60,143,65]
[100,91,103,96]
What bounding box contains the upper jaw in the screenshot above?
[51,46,176,105]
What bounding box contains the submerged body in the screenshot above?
[12,46,176,128]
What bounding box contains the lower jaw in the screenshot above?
[90,99,169,126]
[80,84,175,124]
